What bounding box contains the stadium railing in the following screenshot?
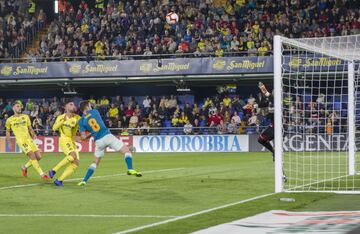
[0,51,273,63]
[0,126,265,136]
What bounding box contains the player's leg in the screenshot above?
[107,134,142,177]
[21,160,32,177]
[49,141,77,179]
[78,157,101,186]
[106,134,142,177]
[78,139,105,186]
[54,151,79,187]
[20,139,48,180]
[27,151,49,180]
[258,125,275,161]
[21,150,42,177]
[120,145,142,177]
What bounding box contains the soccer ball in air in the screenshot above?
[166,12,179,24]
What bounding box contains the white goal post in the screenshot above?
[274,34,360,193]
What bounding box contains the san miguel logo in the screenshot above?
[289,58,342,68]
[152,62,190,72]
[0,66,12,76]
[69,64,118,74]
[1,65,48,76]
[139,62,190,73]
[226,60,266,70]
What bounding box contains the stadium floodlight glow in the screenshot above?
[273,34,360,194]
[54,0,59,14]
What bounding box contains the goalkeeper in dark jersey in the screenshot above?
[257,82,275,161]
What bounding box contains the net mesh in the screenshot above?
[280,35,360,192]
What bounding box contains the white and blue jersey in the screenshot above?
[79,109,110,141]
[79,109,124,157]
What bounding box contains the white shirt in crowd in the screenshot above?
[143,98,151,108]
[184,123,193,134]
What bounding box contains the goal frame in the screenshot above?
[273,35,357,193]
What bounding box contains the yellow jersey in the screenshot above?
[52,114,80,140]
[5,114,32,141]
[108,107,119,118]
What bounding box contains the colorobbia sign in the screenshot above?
[0,134,350,153]
[0,135,248,153]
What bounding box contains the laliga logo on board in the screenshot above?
[212,59,226,71]
[288,58,302,68]
[69,64,82,74]
[139,63,153,73]
[0,66,12,76]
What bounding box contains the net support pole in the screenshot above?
[348,61,355,176]
[274,35,284,193]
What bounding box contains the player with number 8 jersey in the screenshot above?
[77,100,142,186]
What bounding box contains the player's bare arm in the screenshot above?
[6,128,13,150]
[52,116,65,131]
[28,125,37,139]
[80,132,92,141]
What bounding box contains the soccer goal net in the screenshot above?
[273,35,360,193]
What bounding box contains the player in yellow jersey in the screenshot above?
[48,101,81,187]
[5,101,49,180]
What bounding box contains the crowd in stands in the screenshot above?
[25,0,360,62]
[0,91,344,136]
[0,93,274,136]
[0,0,46,60]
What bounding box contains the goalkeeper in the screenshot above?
[257,82,275,161]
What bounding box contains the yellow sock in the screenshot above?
[31,159,44,176]
[58,163,78,181]
[53,156,74,172]
[24,160,32,168]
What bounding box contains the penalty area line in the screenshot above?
[0,167,185,191]
[114,192,275,234]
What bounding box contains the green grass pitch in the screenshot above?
[0,152,360,234]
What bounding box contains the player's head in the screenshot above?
[12,101,22,114]
[65,101,77,113]
[80,100,92,113]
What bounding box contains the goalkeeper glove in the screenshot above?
[258,82,270,97]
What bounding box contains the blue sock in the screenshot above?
[83,163,96,182]
[124,153,133,170]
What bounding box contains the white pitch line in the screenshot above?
[0,214,178,218]
[0,168,185,191]
[114,192,275,234]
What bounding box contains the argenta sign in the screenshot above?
[0,56,345,79]
[249,134,351,152]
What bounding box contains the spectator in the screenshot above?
[171,114,179,127]
[178,112,188,126]
[217,120,227,134]
[227,119,237,134]
[183,120,193,135]
[129,112,139,128]
[142,96,151,114]
[107,103,119,119]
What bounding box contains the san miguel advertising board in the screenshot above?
[0,56,345,79]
